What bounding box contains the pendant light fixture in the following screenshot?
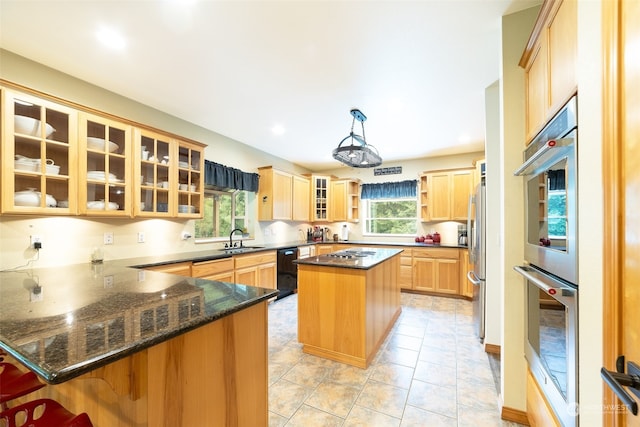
[332,108,382,168]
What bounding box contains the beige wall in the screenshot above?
[576,0,604,422]
[499,5,540,414]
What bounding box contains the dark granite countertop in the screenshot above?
[293,247,403,270]
[0,263,277,384]
[117,240,465,270]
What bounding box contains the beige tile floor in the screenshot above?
[267,291,526,427]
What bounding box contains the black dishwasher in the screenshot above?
[276,247,298,300]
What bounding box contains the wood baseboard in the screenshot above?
[485,343,501,355]
[501,405,530,426]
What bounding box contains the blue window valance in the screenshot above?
[204,160,259,192]
[360,180,417,200]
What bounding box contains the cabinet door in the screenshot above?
[525,31,549,142]
[235,266,257,286]
[257,262,277,290]
[548,0,577,113]
[451,170,473,220]
[2,90,78,214]
[273,169,293,220]
[176,140,204,218]
[331,180,347,222]
[79,113,132,216]
[413,257,436,292]
[201,271,235,283]
[428,172,451,221]
[135,128,174,217]
[435,258,460,295]
[292,175,310,221]
[311,176,330,221]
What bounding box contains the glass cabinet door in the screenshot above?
[2,90,77,214]
[313,176,329,221]
[135,128,173,217]
[78,113,132,216]
[176,141,203,218]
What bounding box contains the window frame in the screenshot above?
[194,189,251,243]
[362,196,418,237]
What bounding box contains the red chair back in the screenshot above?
[0,398,93,427]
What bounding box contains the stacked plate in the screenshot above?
[87,171,121,182]
[87,137,119,153]
[178,205,196,214]
[87,200,119,210]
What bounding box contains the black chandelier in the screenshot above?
[332,108,382,168]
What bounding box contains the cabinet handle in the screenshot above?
[601,355,640,415]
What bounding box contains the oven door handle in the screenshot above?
[513,265,576,296]
[513,137,574,176]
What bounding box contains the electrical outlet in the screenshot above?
[30,235,42,249]
[104,232,114,245]
[137,232,145,243]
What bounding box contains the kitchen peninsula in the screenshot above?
[0,263,277,426]
[295,247,402,368]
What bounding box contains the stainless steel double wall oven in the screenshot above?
[514,95,578,427]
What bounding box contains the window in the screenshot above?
[364,198,417,235]
[195,189,251,241]
[547,189,567,238]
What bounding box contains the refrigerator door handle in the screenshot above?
[467,194,475,263]
[467,271,482,286]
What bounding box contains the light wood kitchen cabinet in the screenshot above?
[135,128,173,217]
[315,244,334,255]
[521,0,577,142]
[331,179,360,222]
[2,89,78,215]
[134,129,204,218]
[292,174,310,221]
[175,139,203,219]
[308,174,332,221]
[78,112,132,216]
[258,166,292,220]
[234,251,277,290]
[145,261,193,277]
[412,248,460,295]
[258,166,310,222]
[192,258,234,282]
[420,168,473,221]
[399,248,413,290]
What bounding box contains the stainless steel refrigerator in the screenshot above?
[467,178,486,341]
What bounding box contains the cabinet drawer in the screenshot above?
[412,248,459,259]
[234,251,277,269]
[145,261,192,276]
[192,258,234,278]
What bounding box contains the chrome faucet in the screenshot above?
[229,228,245,248]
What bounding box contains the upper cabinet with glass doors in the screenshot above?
[135,128,174,217]
[176,140,203,218]
[78,112,132,216]
[134,129,204,218]
[1,89,78,214]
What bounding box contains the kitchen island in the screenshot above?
[0,263,277,427]
[295,247,402,368]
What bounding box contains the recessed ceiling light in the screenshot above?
[458,133,471,143]
[271,124,285,135]
[96,26,126,51]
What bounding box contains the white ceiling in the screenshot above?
[0,0,539,171]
